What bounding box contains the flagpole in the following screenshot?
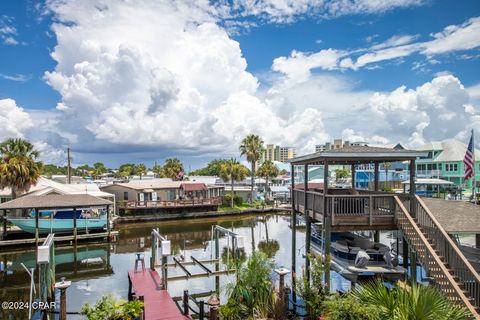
[473,129,477,205]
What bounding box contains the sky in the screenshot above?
[0,0,479,169]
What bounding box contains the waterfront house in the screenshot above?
[416,139,480,193]
[100,181,224,214]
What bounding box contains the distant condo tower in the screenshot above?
[315,139,368,152]
[259,144,296,164]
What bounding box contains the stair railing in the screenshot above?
[394,196,479,316]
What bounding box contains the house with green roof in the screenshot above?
[416,139,480,194]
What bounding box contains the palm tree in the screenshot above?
[135,163,147,180]
[257,160,279,201]
[0,138,42,199]
[91,162,107,179]
[152,164,162,178]
[239,135,264,203]
[219,159,249,207]
[162,158,184,181]
[351,279,471,320]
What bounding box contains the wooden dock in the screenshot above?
[0,230,118,248]
[128,269,189,320]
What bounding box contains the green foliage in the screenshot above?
[134,163,147,178]
[42,164,68,176]
[295,254,327,319]
[382,186,394,192]
[334,168,350,180]
[189,159,233,176]
[160,158,184,180]
[350,279,472,320]
[116,163,136,178]
[79,294,144,320]
[220,251,274,319]
[257,239,279,258]
[219,159,249,207]
[0,138,42,198]
[323,294,380,320]
[279,169,288,175]
[239,134,264,202]
[222,193,244,206]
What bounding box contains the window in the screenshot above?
[123,191,128,200]
[445,163,458,172]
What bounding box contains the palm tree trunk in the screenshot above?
[251,162,255,203]
[265,176,269,202]
[11,187,17,200]
[231,179,234,208]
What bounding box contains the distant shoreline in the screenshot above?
[114,207,290,223]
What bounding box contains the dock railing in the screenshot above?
[123,197,222,209]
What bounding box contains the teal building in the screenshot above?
[416,139,480,193]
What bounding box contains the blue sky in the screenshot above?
[0,0,479,168]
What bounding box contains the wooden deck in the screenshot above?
[128,269,189,320]
[294,189,398,230]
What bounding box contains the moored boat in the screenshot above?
[311,228,406,283]
[8,208,107,234]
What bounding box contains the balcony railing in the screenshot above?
[293,189,401,227]
[121,197,222,209]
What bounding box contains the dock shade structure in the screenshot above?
[287,145,428,289]
[0,194,113,246]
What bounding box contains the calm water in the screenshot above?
[2,214,351,319]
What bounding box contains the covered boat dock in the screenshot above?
[0,194,114,248]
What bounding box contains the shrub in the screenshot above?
[222,193,244,206]
[80,294,144,320]
[323,294,380,320]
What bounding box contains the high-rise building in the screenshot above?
[315,139,368,152]
[259,144,297,164]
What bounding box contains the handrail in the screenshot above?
[394,196,479,316]
[123,197,222,208]
[414,195,480,308]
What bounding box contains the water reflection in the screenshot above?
[0,214,355,319]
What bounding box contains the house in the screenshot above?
[100,180,224,213]
[416,139,480,193]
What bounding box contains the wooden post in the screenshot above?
[374,231,380,243]
[128,274,132,301]
[183,290,189,315]
[324,215,331,291]
[215,229,220,293]
[199,300,205,320]
[403,237,409,270]
[2,209,7,240]
[324,160,331,291]
[162,255,168,289]
[35,208,39,249]
[150,232,157,271]
[409,159,416,215]
[374,162,379,192]
[476,233,480,249]
[410,249,417,283]
[351,164,356,190]
[106,204,111,241]
[73,207,77,245]
[290,163,296,297]
[304,164,311,282]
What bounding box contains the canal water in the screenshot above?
[1,213,352,319]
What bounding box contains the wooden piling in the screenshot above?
[73,207,77,245]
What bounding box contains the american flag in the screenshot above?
[464,132,475,180]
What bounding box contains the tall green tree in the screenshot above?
[189,159,231,176]
[77,164,92,177]
[219,159,249,207]
[134,163,147,179]
[161,158,184,180]
[92,162,107,179]
[152,164,163,177]
[0,138,42,199]
[116,163,135,179]
[257,160,279,200]
[239,134,264,203]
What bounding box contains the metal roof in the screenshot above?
[402,178,455,185]
[288,145,428,165]
[0,194,113,210]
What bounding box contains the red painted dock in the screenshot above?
[128,269,189,320]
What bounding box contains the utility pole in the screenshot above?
[67,148,72,184]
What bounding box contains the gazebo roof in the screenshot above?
[288,145,428,165]
[0,194,113,210]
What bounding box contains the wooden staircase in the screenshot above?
[394,195,480,317]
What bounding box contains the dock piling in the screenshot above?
[183,290,189,315]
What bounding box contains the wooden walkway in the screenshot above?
[128,269,189,320]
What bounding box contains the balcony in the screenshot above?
[293,189,409,231]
